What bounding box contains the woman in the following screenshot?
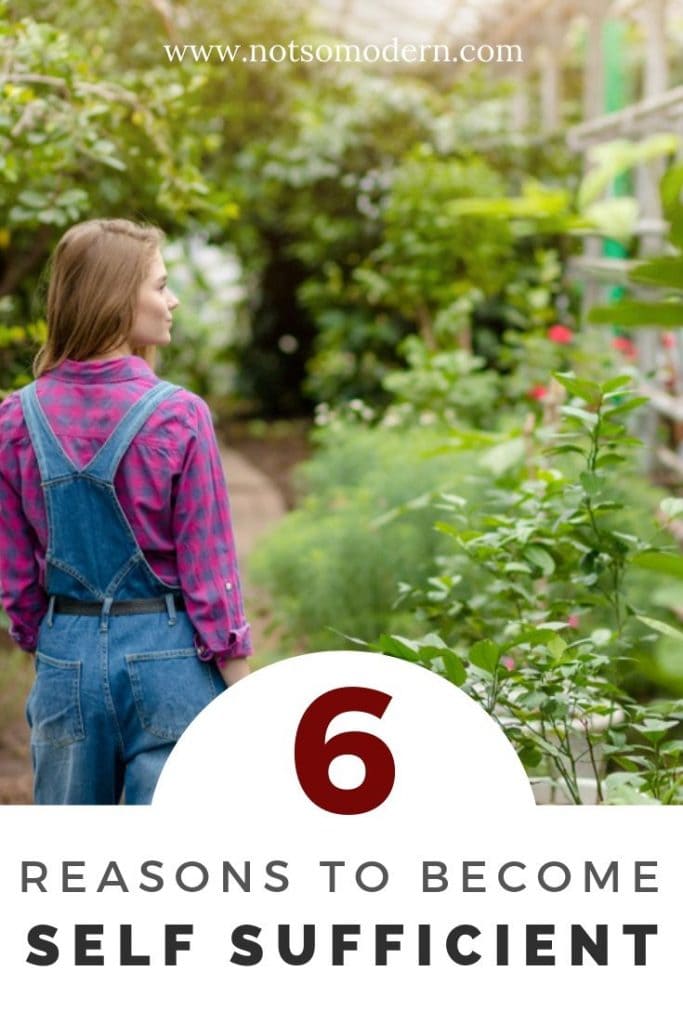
[0,218,251,805]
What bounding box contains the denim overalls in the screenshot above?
[20,379,225,805]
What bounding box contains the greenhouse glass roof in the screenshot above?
[309,0,683,52]
[311,0,512,47]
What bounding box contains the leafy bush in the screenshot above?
[248,420,482,650]
[355,147,515,330]
[365,374,683,803]
[382,336,502,429]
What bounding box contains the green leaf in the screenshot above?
[518,745,543,769]
[547,635,567,660]
[16,189,44,208]
[372,488,446,527]
[629,256,683,291]
[609,755,653,771]
[525,544,556,576]
[634,717,679,738]
[602,375,634,391]
[504,627,566,650]
[603,774,660,805]
[580,472,601,496]
[433,521,462,539]
[602,397,649,416]
[659,739,683,757]
[480,437,526,476]
[632,552,683,579]
[546,443,586,456]
[469,639,500,675]
[561,405,598,427]
[637,616,683,642]
[589,301,683,328]
[446,188,571,220]
[596,453,625,467]
[554,373,601,403]
[660,164,683,246]
[668,202,683,249]
[374,634,421,661]
[504,561,533,574]
[578,135,680,209]
[583,197,638,241]
[590,628,612,647]
[440,650,466,685]
[661,163,683,215]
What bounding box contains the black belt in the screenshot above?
[51,595,186,616]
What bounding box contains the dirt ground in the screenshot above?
[223,420,311,511]
[0,428,309,805]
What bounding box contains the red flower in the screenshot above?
[611,335,637,360]
[662,331,676,350]
[528,384,549,400]
[548,324,573,344]
[567,614,580,629]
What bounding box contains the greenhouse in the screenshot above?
[1,0,683,807]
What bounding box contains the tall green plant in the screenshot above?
[366,374,683,803]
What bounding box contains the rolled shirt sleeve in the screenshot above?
[173,396,252,664]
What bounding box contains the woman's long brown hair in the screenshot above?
[34,219,164,377]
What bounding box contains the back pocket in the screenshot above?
[126,648,224,741]
[27,653,84,747]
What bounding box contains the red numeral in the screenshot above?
[294,687,395,815]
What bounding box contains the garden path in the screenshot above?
[220,445,288,656]
[223,444,287,562]
[0,444,288,804]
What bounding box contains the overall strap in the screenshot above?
[84,380,180,482]
[20,382,73,482]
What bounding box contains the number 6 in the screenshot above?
[294,686,395,814]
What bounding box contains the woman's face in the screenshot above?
[129,249,179,349]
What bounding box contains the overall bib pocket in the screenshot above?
[126,648,225,741]
[27,653,84,747]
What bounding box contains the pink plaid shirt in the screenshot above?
[0,356,251,665]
